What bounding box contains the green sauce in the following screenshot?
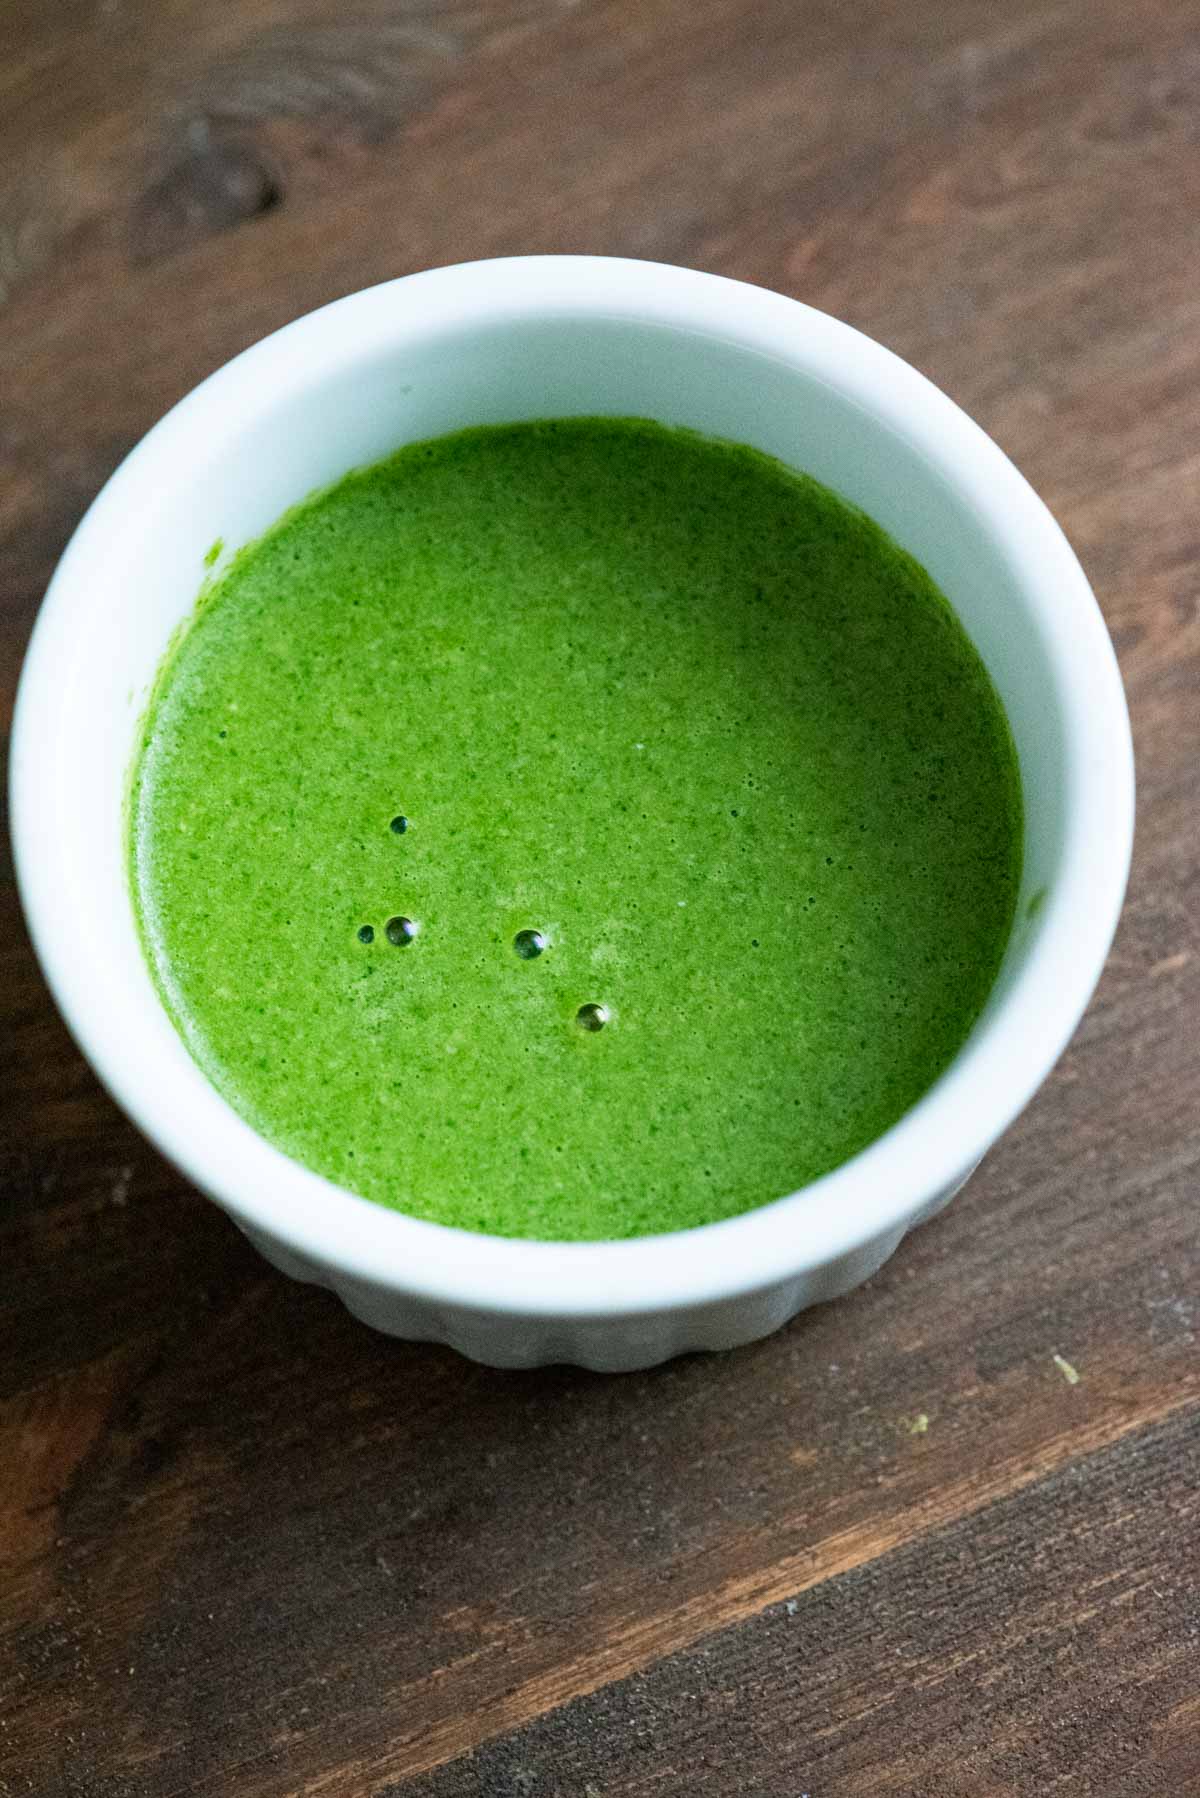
[130,419,1022,1239]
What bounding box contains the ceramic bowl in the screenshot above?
[10,257,1134,1369]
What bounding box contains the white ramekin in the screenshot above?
[10,257,1134,1370]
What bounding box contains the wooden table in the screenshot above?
[3,2,1198,1792]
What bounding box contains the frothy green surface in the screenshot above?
[131,419,1021,1239]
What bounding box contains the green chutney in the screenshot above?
[130,418,1022,1240]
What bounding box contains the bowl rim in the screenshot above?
[9,254,1135,1318]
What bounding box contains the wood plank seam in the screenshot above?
[294,1376,1200,1788]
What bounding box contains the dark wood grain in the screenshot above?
[399,1404,1200,1798]
[2,0,1197,1793]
